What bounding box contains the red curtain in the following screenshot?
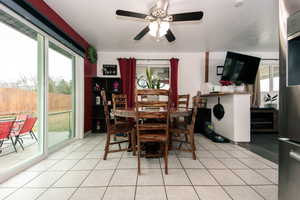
[118,58,136,108]
[170,58,179,107]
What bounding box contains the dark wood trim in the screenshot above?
[205,52,209,82]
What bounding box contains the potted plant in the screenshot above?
[264,93,278,109]
[137,68,165,101]
[219,80,234,93]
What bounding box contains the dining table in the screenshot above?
[112,107,192,119]
[112,107,192,157]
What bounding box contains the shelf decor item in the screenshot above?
[87,45,98,64]
[216,66,224,76]
[103,65,117,75]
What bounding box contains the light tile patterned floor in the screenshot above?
[0,134,278,200]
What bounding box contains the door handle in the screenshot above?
[289,150,300,163]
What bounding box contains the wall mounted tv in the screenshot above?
[221,52,261,84]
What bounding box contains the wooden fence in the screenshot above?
[0,88,72,115]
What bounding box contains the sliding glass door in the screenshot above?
[0,5,79,180]
[47,41,75,148]
[0,10,43,171]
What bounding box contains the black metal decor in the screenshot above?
[213,97,225,120]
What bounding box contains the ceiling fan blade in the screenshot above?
[134,26,150,40]
[116,10,148,19]
[165,29,176,42]
[171,11,204,22]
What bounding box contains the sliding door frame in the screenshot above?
[0,4,84,182]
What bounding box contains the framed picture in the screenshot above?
[103,64,117,75]
[217,66,224,76]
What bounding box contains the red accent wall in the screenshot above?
[25,0,97,132]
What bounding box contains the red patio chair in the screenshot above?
[0,121,17,153]
[15,117,38,150]
[10,114,28,137]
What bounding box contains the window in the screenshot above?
[136,62,170,90]
[48,41,75,148]
[259,61,279,107]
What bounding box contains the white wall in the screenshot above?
[97,51,279,104]
[97,52,205,104]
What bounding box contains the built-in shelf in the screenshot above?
[251,108,278,133]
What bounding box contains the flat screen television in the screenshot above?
[221,52,261,84]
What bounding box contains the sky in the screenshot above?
[0,21,72,86]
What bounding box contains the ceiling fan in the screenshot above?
[116,0,204,42]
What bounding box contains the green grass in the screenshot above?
[48,112,72,132]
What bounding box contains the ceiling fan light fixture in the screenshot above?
[149,21,170,37]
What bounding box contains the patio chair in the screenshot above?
[0,121,17,153]
[15,117,38,150]
[10,114,28,137]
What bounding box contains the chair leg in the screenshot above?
[164,141,169,175]
[30,131,39,144]
[17,137,24,151]
[131,129,136,156]
[190,132,196,160]
[103,133,111,160]
[10,137,17,153]
[137,137,141,175]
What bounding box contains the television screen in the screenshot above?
[221,52,261,84]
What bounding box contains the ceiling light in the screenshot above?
[235,0,244,7]
[149,21,170,38]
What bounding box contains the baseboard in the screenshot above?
[84,130,92,138]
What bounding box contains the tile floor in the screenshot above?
[0,131,70,172]
[0,134,278,200]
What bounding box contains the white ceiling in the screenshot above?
[44,0,279,52]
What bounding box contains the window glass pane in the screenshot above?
[273,76,279,91]
[260,79,270,92]
[48,42,74,148]
[0,10,42,171]
[136,65,170,89]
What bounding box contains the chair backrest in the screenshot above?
[10,114,28,136]
[112,94,128,124]
[19,117,37,134]
[0,121,14,139]
[135,89,170,131]
[177,94,190,109]
[101,90,111,130]
[188,96,201,129]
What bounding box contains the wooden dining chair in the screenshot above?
[170,96,200,160]
[101,90,134,160]
[177,94,190,109]
[135,89,170,175]
[112,94,128,125]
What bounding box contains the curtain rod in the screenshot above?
[261,58,279,61]
[136,58,170,61]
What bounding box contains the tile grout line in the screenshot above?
[67,146,105,200]
[1,146,85,200]
[99,150,124,200]
[206,145,270,200]
[160,152,168,200]
[176,152,201,200]
[31,147,91,200]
